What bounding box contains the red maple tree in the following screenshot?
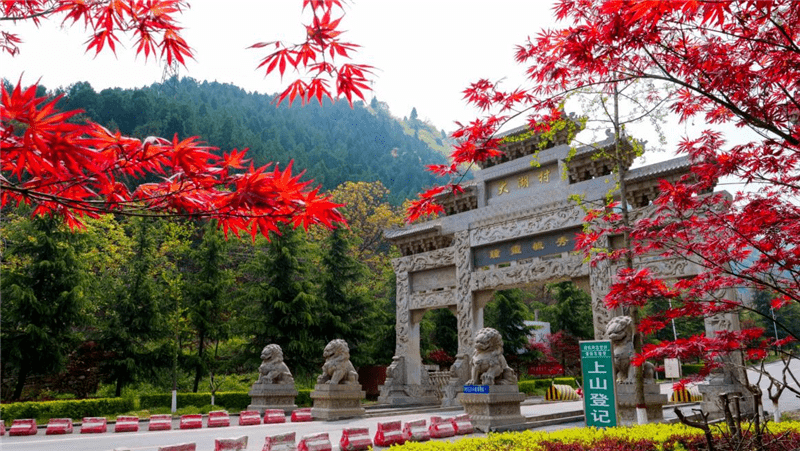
[1,0,372,237]
[410,0,800,383]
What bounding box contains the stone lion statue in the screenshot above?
[465,328,517,386]
[605,316,655,383]
[317,339,359,385]
[257,344,294,384]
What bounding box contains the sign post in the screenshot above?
[580,340,618,428]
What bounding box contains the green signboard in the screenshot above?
[580,340,617,428]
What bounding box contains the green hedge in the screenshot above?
[517,377,580,394]
[0,397,134,425]
[518,379,552,394]
[681,363,704,376]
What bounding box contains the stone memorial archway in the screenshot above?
[378,125,745,412]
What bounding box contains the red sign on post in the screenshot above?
[527,364,564,376]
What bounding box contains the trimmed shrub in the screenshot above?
[681,363,705,376]
[214,392,250,410]
[517,380,550,394]
[0,397,134,425]
[297,389,312,407]
[384,421,800,451]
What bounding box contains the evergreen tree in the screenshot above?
[1,214,87,400]
[485,290,533,357]
[187,221,232,392]
[545,281,594,340]
[429,309,458,358]
[318,227,375,366]
[241,225,322,374]
[97,218,171,396]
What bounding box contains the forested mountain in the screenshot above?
[50,77,449,204]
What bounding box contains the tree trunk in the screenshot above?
[13,360,30,400]
[115,376,123,398]
[193,332,205,393]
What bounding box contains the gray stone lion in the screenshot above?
[605,315,655,383]
[317,339,359,385]
[465,328,517,386]
[257,344,294,384]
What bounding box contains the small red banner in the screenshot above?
[527,364,564,376]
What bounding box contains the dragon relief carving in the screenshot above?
[392,247,455,274]
[471,255,587,291]
[589,236,615,340]
[470,204,583,246]
[394,270,410,356]
[410,290,456,310]
[454,231,474,356]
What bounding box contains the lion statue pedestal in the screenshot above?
[247,344,298,414]
[310,339,365,421]
[605,316,668,425]
[456,328,526,432]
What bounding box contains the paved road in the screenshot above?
[3,361,798,451]
[0,401,584,451]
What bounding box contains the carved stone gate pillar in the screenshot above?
[442,231,475,407]
[698,289,754,419]
[377,253,441,406]
[589,237,620,339]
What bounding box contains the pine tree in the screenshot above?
[318,227,376,366]
[546,282,594,340]
[1,214,87,400]
[485,290,533,356]
[187,221,232,392]
[242,225,322,374]
[97,218,171,397]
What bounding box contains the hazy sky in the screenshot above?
[2,1,556,132]
[3,0,760,183]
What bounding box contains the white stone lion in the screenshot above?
[605,315,655,383]
[465,328,517,386]
[257,344,294,384]
[317,339,359,385]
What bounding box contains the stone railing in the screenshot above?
[428,371,451,401]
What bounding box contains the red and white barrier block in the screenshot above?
[238,410,261,426]
[207,410,230,428]
[1,421,5,436]
[46,418,73,435]
[403,419,430,442]
[81,417,107,434]
[9,419,37,436]
[179,414,203,429]
[114,415,140,433]
[148,414,173,431]
[262,432,296,451]
[429,416,456,439]
[214,435,248,451]
[290,408,312,422]
[451,414,474,435]
[265,409,287,424]
[340,427,372,451]
[374,420,406,447]
[298,432,332,451]
[158,444,196,451]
